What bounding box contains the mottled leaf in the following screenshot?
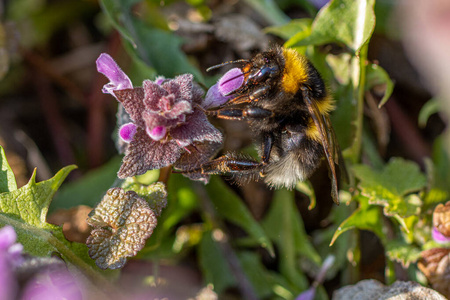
[86,188,157,269]
[121,179,167,217]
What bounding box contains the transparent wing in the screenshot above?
[302,86,343,205]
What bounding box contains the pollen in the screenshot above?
[281,48,308,94]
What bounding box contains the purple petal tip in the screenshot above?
[96,53,133,96]
[119,123,137,143]
[147,126,167,141]
[432,227,450,244]
[203,83,230,109]
[154,76,166,85]
[296,287,316,300]
[0,226,17,250]
[218,68,244,96]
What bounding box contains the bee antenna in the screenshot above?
[206,59,248,72]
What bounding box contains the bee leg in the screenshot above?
[177,154,263,175]
[259,133,274,177]
[224,86,270,106]
[207,107,273,120]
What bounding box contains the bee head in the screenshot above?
[242,50,284,89]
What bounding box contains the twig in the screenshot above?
[31,68,76,169]
[384,97,431,167]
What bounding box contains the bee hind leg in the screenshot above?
[175,153,264,177]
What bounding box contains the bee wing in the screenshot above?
[323,114,349,184]
[302,87,341,205]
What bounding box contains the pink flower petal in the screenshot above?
[0,226,17,250]
[147,126,167,141]
[432,227,450,244]
[203,83,230,108]
[218,68,244,96]
[96,53,133,96]
[154,76,166,85]
[296,287,316,300]
[119,123,137,143]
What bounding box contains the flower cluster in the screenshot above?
[97,54,244,181]
[97,54,235,181]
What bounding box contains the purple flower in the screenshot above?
[21,268,83,300]
[113,74,222,178]
[296,287,316,300]
[0,226,24,300]
[0,225,23,266]
[432,227,450,244]
[119,123,137,143]
[204,68,244,108]
[295,255,335,300]
[96,53,133,97]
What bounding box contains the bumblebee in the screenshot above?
[183,45,346,204]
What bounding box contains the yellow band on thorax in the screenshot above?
[281,48,308,94]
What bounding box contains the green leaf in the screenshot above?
[101,0,203,81]
[0,164,113,281]
[331,196,385,245]
[130,20,203,81]
[121,179,167,217]
[100,0,138,47]
[418,98,440,128]
[205,177,274,256]
[261,189,320,291]
[139,173,199,259]
[365,63,394,108]
[0,146,17,192]
[0,166,76,228]
[237,251,275,298]
[244,0,290,26]
[352,158,427,218]
[385,238,421,268]
[311,202,354,279]
[264,19,312,41]
[292,0,376,53]
[198,230,235,294]
[296,180,316,210]
[50,157,121,213]
[22,1,97,47]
